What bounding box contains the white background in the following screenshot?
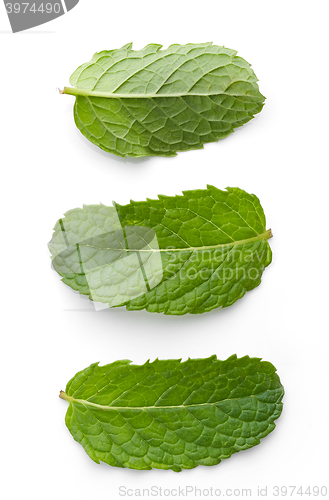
[1,1,329,499]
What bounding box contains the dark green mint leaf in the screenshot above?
[60,355,284,471]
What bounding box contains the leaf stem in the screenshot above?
[265,228,273,239]
[59,391,73,403]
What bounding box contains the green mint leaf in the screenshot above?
[48,186,272,315]
[60,355,284,471]
[61,43,265,157]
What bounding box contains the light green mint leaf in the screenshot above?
[59,355,284,471]
[61,43,265,157]
[48,186,273,315]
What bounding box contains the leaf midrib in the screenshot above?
[60,389,278,411]
[66,229,272,254]
[62,87,259,99]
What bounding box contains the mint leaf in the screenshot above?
[60,355,284,471]
[48,186,272,315]
[61,43,265,157]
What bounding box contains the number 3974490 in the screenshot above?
[5,3,61,14]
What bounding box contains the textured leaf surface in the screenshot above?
[60,355,284,471]
[62,43,265,157]
[49,186,272,315]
